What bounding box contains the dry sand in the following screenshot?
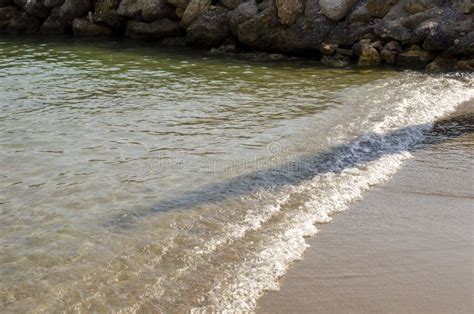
[258,108,474,313]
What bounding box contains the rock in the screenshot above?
[319,0,357,21]
[236,5,280,50]
[321,53,350,67]
[448,31,474,55]
[0,6,21,31]
[320,42,338,56]
[72,18,112,36]
[380,40,403,64]
[44,0,64,8]
[221,0,241,10]
[448,0,473,14]
[186,6,230,47]
[349,3,373,23]
[229,1,258,37]
[275,0,303,25]
[425,56,455,72]
[24,0,51,18]
[404,0,441,14]
[167,0,189,9]
[397,48,435,69]
[125,18,182,39]
[0,0,13,8]
[117,0,174,22]
[0,6,41,34]
[337,47,353,56]
[454,59,474,71]
[358,44,381,66]
[180,0,210,28]
[59,0,91,22]
[93,0,122,28]
[161,36,186,45]
[41,6,67,34]
[367,0,399,18]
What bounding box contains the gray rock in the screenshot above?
[72,18,113,36]
[229,1,258,37]
[449,0,473,14]
[167,0,189,9]
[221,0,241,10]
[93,0,122,27]
[5,10,42,33]
[0,0,13,8]
[349,3,373,23]
[41,6,68,34]
[276,0,304,25]
[118,0,174,22]
[186,6,230,47]
[397,48,435,69]
[181,0,210,27]
[44,0,64,9]
[321,53,350,67]
[358,45,381,66]
[319,0,357,21]
[367,0,399,18]
[59,0,91,22]
[125,18,183,39]
[426,56,456,72]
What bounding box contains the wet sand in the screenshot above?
[258,109,474,313]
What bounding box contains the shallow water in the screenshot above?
[0,36,473,312]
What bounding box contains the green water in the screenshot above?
[0,36,472,312]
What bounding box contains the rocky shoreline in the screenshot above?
[0,0,472,71]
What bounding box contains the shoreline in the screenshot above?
[257,104,474,313]
[1,1,473,72]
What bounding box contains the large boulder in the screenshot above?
[125,18,182,39]
[59,0,91,22]
[221,0,241,10]
[367,0,399,18]
[397,47,435,69]
[349,3,373,23]
[380,40,403,64]
[41,6,68,34]
[180,0,210,27]
[404,0,443,14]
[44,0,64,8]
[358,45,381,66]
[229,1,258,37]
[117,0,174,22]
[186,6,230,47]
[448,0,473,14]
[319,0,357,21]
[72,18,113,36]
[93,0,122,27]
[4,9,42,33]
[276,0,304,25]
[167,0,189,9]
[0,1,13,8]
[22,0,51,18]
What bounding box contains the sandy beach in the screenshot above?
[258,107,474,313]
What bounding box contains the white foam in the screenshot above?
[191,73,474,312]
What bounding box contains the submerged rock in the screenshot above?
[72,18,112,37]
[321,53,350,67]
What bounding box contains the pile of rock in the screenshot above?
[0,0,472,71]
